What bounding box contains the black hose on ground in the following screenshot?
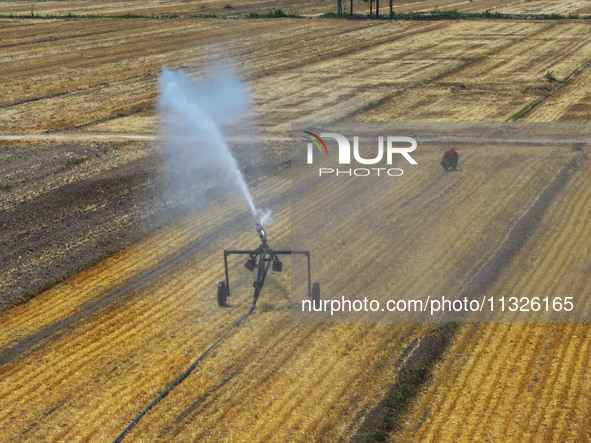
[112,295,259,442]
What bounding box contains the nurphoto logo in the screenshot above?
[303,131,418,177]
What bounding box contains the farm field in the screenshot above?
[2,0,591,17]
[1,10,591,443]
[392,156,591,441]
[0,142,577,441]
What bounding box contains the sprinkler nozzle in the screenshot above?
[256,223,266,242]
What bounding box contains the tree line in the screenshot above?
[336,0,395,18]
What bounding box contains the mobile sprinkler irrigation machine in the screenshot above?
[114,223,321,443]
[217,223,320,308]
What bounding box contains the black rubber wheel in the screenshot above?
[312,282,320,309]
[217,281,227,307]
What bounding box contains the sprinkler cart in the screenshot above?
[217,223,320,308]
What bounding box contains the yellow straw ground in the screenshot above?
[392,156,591,442]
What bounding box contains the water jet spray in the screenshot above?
[157,66,271,226]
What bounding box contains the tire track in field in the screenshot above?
[8,207,292,439]
[0,72,155,110]
[361,153,545,322]
[344,21,555,120]
[247,21,446,80]
[493,161,591,440]
[42,160,426,440]
[497,162,591,436]
[511,58,591,121]
[0,200,239,348]
[139,150,564,439]
[0,176,290,366]
[0,205,287,433]
[0,169,291,364]
[390,154,584,440]
[0,24,144,50]
[292,149,558,322]
[0,148,568,440]
[392,154,591,442]
[500,154,591,321]
[452,155,579,311]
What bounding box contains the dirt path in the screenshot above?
[0,133,291,142]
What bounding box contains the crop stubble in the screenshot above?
[0,144,574,440]
[392,159,591,441]
[1,13,591,442]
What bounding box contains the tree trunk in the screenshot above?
[389,0,393,18]
[376,0,379,17]
[337,0,342,15]
[369,0,372,17]
[350,0,353,16]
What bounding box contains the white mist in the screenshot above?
[157,66,270,225]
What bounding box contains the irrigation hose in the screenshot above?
[112,293,259,442]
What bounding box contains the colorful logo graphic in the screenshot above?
[301,130,418,178]
[303,131,328,155]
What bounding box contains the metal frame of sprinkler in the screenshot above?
[113,224,319,443]
[217,223,320,308]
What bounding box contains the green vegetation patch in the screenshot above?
[509,59,591,121]
[65,156,89,168]
[508,97,545,121]
[319,8,589,21]
[318,12,345,19]
[245,8,300,18]
[0,12,151,19]
[365,367,428,442]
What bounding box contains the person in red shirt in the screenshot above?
[441,147,459,171]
